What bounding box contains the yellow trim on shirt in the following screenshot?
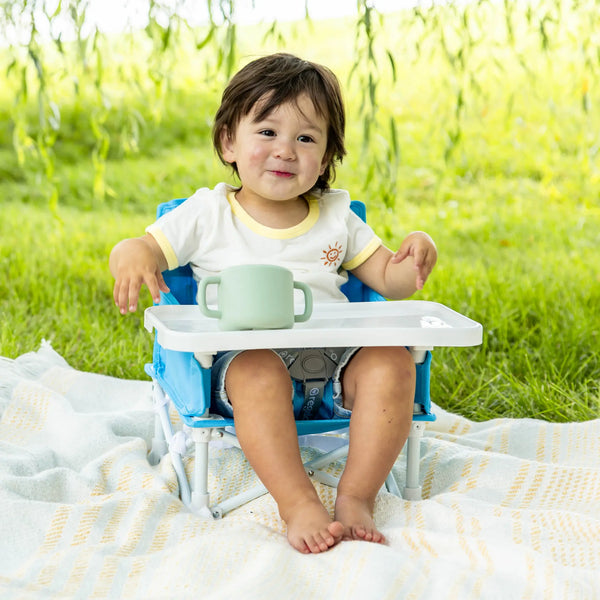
[342,236,382,271]
[227,191,320,239]
[146,225,179,270]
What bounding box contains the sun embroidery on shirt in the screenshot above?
[321,242,343,267]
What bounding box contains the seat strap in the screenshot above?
[286,348,345,419]
[300,380,326,420]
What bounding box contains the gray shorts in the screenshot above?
[210,347,360,420]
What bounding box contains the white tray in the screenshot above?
[144,301,483,353]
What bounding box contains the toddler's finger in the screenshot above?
[413,245,431,269]
[392,247,410,263]
[157,272,171,294]
[126,281,142,312]
[145,276,162,305]
[114,282,130,315]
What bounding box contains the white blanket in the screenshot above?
[1,342,598,599]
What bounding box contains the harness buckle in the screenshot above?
[287,349,345,419]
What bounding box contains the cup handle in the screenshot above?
[198,276,222,319]
[293,281,313,323]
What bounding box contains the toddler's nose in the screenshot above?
[274,139,295,160]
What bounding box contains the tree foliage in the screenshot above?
[1,0,599,208]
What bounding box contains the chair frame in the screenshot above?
[145,198,436,519]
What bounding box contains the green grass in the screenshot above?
[1,5,599,423]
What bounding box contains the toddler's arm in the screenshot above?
[109,234,170,314]
[351,231,437,300]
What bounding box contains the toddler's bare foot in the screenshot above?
[283,498,345,554]
[334,494,386,544]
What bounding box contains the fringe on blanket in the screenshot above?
[0,340,70,415]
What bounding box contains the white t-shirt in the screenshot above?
[147,182,382,304]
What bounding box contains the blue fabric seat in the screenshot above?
[145,198,436,517]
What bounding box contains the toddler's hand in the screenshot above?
[392,232,437,290]
[110,235,169,314]
[113,266,169,314]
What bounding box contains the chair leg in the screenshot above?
[203,430,270,518]
[148,381,169,465]
[385,470,401,497]
[302,444,348,488]
[189,428,214,517]
[297,429,420,499]
[404,421,425,501]
[149,380,193,506]
[211,483,269,518]
[168,431,193,507]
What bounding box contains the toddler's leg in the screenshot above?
[335,346,415,543]
[224,349,344,554]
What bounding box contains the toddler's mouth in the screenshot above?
[270,170,294,178]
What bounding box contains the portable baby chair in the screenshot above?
[145,198,436,518]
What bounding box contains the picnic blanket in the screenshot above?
[0,341,598,599]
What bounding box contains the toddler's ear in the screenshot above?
[220,127,236,163]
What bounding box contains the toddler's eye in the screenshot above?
[298,135,315,143]
[259,129,276,137]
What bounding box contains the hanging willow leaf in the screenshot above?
[161,21,172,51]
[47,101,60,131]
[389,116,399,164]
[6,57,17,76]
[386,50,397,83]
[27,47,44,84]
[195,24,216,50]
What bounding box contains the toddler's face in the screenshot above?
[220,93,329,206]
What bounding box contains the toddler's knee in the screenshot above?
[226,349,291,398]
[342,347,416,413]
[351,348,416,402]
[362,346,415,381]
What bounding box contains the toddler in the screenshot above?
[110,53,437,554]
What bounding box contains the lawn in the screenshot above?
[1,3,598,423]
